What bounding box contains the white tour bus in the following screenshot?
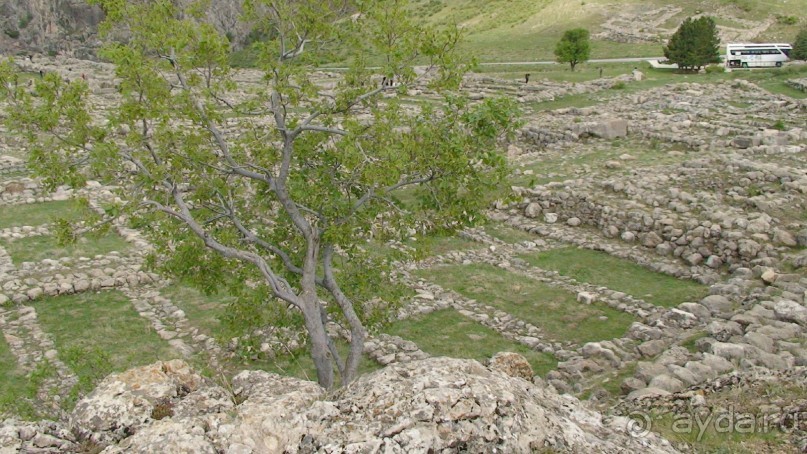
[726,43,792,68]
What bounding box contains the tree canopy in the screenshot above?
[793,28,807,61]
[663,16,721,71]
[0,0,520,389]
[554,28,591,72]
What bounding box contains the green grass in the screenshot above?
[3,231,131,265]
[511,137,694,187]
[403,233,482,258]
[0,199,89,229]
[159,285,233,338]
[417,263,636,344]
[384,308,557,376]
[598,361,637,397]
[0,333,42,418]
[34,291,178,410]
[680,331,708,353]
[484,223,535,244]
[519,247,709,307]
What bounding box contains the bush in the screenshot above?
[705,65,725,74]
[3,29,20,39]
[18,13,33,29]
[776,15,799,26]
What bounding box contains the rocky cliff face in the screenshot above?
[0,0,104,58]
[0,0,249,59]
[0,357,679,453]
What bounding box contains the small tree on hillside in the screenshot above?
[664,16,721,71]
[0,0,520,389]
[792,28,807,60]
[554,28,591,72]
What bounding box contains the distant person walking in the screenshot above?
[525,73,530,84]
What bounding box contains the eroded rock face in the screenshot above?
[0,0,104,57]
[0,0,251,57]
[48,358,680,453]
[70,359,204,445]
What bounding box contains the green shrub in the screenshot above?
[18,13,33,29]
[4,29,20,39]
[705,64,724,74]
[771,119,786,131]
[611,81,626,89]
[776,15,799,25]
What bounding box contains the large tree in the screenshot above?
[0,0,519,389]
[664,16,721,71]
[554,28,591,72]
[792,28,807,61]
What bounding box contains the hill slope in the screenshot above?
[0,0,804,62]
[411,0,807,61]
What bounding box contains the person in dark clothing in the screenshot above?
[525,73,530,84]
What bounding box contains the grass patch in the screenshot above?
[403,234,482,258]
[511,138,694,187]
[0,333,44,419]
[417,263,635,344]
[680,331,708,353]
[0,199,89,229]
[3,231,130,265]
[519,248,709,307]
[384,308,557,376]
[34,290,178,410]
[159,285,234,338]
[484,223,535,244]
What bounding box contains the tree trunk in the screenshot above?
[322,246,365,384]
[301,294,334,389]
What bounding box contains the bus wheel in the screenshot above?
[776,62,782,67]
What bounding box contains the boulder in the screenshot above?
[524,203,542,218]
[576,291,596,304]
[591,118,628,139]
[488,352,534,381]
[648,374,685,393]
[699,295,733,315]
[709,342,745,361]
[71,360,204,444]
[637,339,666,358]
[706,320,743,342]
[634,361,667,383]
[773,300,807,326]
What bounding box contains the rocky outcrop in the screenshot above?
[0,357,679,453]
[0,0,249,58]
[0,0,104,58]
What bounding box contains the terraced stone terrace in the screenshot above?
[1,55,806,452]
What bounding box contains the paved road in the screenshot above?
[477,57,665,66]
[321,57,666,71]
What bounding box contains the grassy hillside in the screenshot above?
[409,0,807,62]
